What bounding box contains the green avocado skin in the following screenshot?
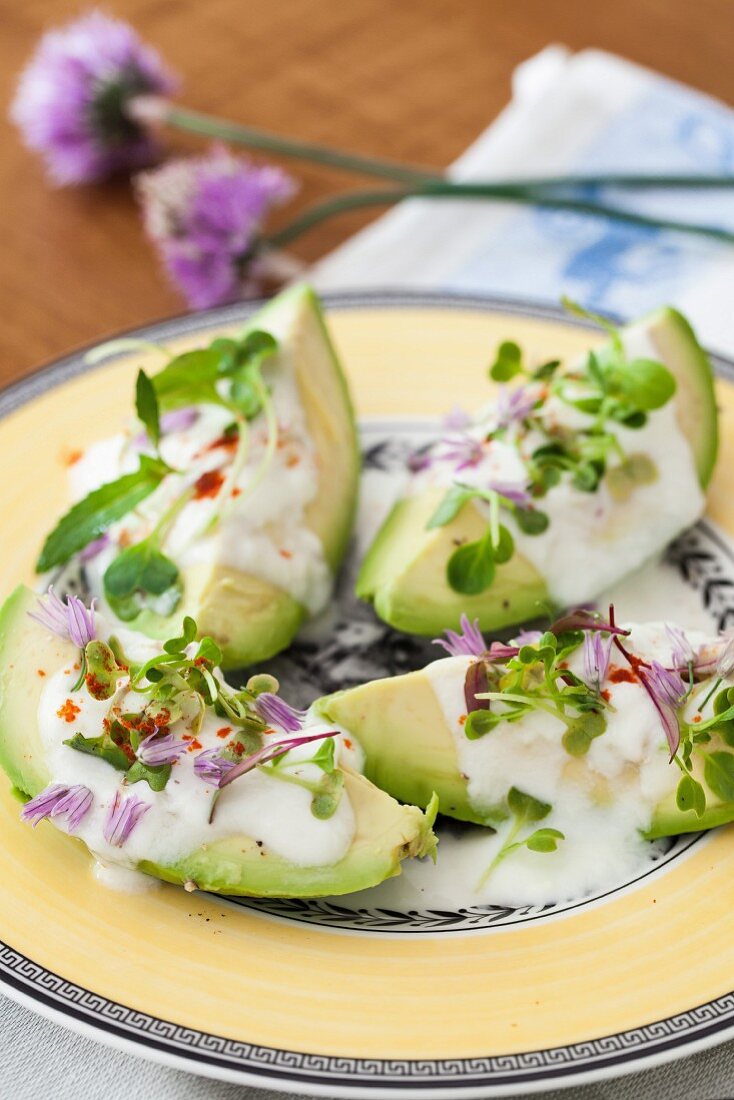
[356,306,719,637]
[0,584,434,898]
[320,667,734,841]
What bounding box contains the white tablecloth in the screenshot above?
[6,44,734,1100]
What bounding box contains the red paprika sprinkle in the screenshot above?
[609,667,636,684]
[57,699,80,723]
[193,469,225,499]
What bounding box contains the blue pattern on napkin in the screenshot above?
[446,84,734,317]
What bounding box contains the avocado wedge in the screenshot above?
[0,586,436,898]
[42,285,359,670]
[356,307,718,637]
[320,638,734,841]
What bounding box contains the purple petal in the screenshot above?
[28,586,96,646]
[550,607,630,638]
[137,146,296,309]
[489,480,532,508]
[496,386,536,429]
[433,614,487,658]
[79,533,110,562]
[133,406,199,449]
[442,406,472,431]
[10,11,178,186]
[65,594,97,648]
[716,633,734,679]
[136,730,188,766]
[665,625,694,671]
[50,785,93,832]
[103,791,150,847]
[218,731,337,790]
[464,660,490,714]
[254,692,306,733]
[435,434,484,472]
[486,641,521,661]
[21,783,92,831]
[21,784,70,827]
[513,629,543,646]
[193,748,236,785]
[582,630,613,690]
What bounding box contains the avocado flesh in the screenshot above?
[356,489,547,638]
[357,306,718,636]
[94,284,359,670]
[0,585,435,898]
[321,663,734,839]
[322,667,504,828]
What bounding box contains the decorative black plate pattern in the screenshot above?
[2,290,734,1093]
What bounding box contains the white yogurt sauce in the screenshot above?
[37,627,355,879]
[419,622,719,905]
[412,330,704,606]
[69,332,331,619]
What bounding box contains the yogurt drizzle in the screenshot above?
[412,327,703,605]
[424,621,727,904]
[33,622,361,877]
[70,326,331,622]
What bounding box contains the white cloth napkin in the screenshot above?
[6,45,734,1100]
[313,45,734,358]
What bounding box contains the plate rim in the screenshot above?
[3,287,734,1097]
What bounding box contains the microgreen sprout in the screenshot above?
[476,786,564,890]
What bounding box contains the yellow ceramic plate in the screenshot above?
[2,292,734,1097]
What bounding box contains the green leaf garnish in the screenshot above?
[676,774,706,817]
[63,731,130,772]
[103,540,181,622]
[84,640,124,700]
[562,710,607,757]
[524,827,565,852]
[617,359,676,411]
[514,507,549,535]
[447,535,495,595]
[507,786,551,823]
[464,710,500,740]
[36,455,171,572]
[490,341,523,382]
[126,760,172,792]
[135,368,161,448]
[310,770,344,819]
[476,787,559,889]
[703,751,734,802]
[426,484,478,529]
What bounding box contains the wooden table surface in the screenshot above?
[1,0,732,384]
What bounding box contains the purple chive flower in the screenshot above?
[137,146,296,309]
[10,12,178,186]
[104,791,150,847]
[496,386,536,429]
[136,730,187,766]
[433,614,487,658]
[193,748,236,786]
[513,629,543,646]
[21,783,92,832]
[29,587,96,648]
[435,433,484,471]
[218,732,337,790]
[133,406,199,448]
[715,633,734,679]
[487,641,521,661]
[488,480,532,508]
[79,532,111,563]
[442,406,472,431]
[665,624,694,671]
[254,692,307,733]
[583,630,613,690]
[639,660,687,757]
